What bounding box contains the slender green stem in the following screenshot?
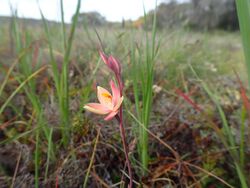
[35,129,40,188]
[240,107,246,168]
[83,127,101,188]
[60,0,67,51]
[45,128,54,180]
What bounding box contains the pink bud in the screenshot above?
[99,51,121,76]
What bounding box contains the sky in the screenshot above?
[0,0,189,23]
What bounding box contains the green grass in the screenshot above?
[39,0,81,146]
[203,83,248,188]
[10,12,52,187]
[188,64,249,187]
[129,4,160,174]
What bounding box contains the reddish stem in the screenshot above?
[116,74,133,188]
[117,107,133,188]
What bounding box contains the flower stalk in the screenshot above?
[115,86,133,188]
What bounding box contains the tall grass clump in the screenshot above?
[40,0,81,146]
[130,4,160,174]
[10,10,54,187]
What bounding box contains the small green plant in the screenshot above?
[40,0,81,146]
[130,4,159,174]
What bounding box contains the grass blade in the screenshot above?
[235,0,250,88]
[83,127,101,188]
[0,66,47,115]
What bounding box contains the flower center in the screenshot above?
[101,92,112,103]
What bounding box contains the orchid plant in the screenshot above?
[84,52,133,187]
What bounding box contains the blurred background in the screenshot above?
[0,0,238,30]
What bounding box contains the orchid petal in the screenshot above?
[97,86,113,109]
[84,103,110,115]
[110,80,120,106]
[113,96,124,112]
[104,111,118,121]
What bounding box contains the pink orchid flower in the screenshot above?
[84,80,123,121]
